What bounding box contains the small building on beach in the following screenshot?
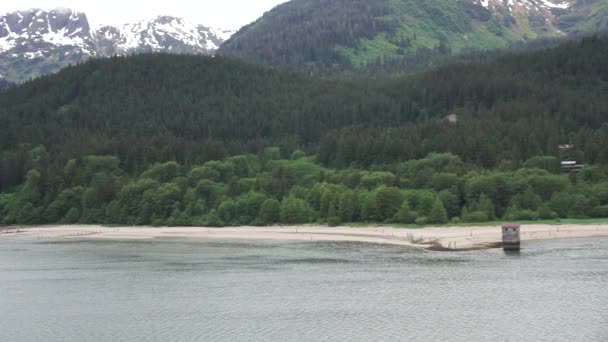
[502,223,521,251]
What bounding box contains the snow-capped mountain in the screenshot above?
[475,0,573,29]
[470,0,608,35]
[476,0,572,11]
[94,16,231,57]
[0,8,234,82]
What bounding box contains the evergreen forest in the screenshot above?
[219,0,608,76]
[1,34,608,226]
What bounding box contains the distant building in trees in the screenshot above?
[438,113,458,124]
[558,144,583,173]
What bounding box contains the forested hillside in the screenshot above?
[1,35,608,226]
[219,0,608,76]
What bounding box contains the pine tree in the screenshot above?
[478,194,496,220]
[429,198,448,224]
[205,209,224,227]
[375,186,402,221]
[327,200,341,226]
[393,201,416,224]
[361,192,378,221]
[61,207,80,224]
[338,192,355,222]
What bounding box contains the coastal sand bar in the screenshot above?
[2,224,608,251]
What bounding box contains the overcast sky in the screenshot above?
[0,0,288,29]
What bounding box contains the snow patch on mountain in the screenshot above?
[0,8,233,57]
[0,8,234,82]
[93,15,234,56]
[0,9,95,56]
[478,0,572,11]
[95,16,229,55]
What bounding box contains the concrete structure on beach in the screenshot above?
[502,223,521,251]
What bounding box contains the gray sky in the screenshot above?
[0,0,288,29]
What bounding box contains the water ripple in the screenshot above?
[1,238,607,341]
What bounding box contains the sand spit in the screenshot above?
[2,224,608,251]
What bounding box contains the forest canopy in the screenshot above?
[3,150,608,226]
[1,34,608,225]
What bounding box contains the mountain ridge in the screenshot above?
[0,8,234,82]
[218,0,608,76]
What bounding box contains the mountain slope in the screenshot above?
[0,9,96,82]
[0,8,233,83]
[2,36,608,225]
[1,34,608,193]
[218,0,608,75]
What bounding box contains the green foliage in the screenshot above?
[234,191,267,225]
[463,209,489,223]
[326,201,342,227]
[528,174,569,201]
[338,192,356,223]
[20,170,42,203]
[375,186,403,221]
[438,190,460,219]
[280,196,314,224]
[429,198,448,224]
[393,200,416,224]
[523,156,560,173]
[263,147,281,162]
[590,205,608,218]
[290,150,307,160]
[218,198,237,225]
[44,187,85,222]
[549,191,573,218]
[61,208,80,224]
[538,204,558,220]
[258,199,281,225]
[361,172,397,189]
[205,209,224,227]
[511,187,542,211]
[3,150,608,226]
[504,206,540,221]
[141,162,180,183]
[478,194,496,221]
[188,166,221,184]
[569,194,593,218]
[360,192,379,221]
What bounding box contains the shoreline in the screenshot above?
[3,224,608,251]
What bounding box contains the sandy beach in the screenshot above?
[2,224,608,251]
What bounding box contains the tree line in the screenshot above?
[3,149,608,226]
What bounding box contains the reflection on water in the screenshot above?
[1,237,607,341]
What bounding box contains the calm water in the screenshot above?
[1,236,607,342]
